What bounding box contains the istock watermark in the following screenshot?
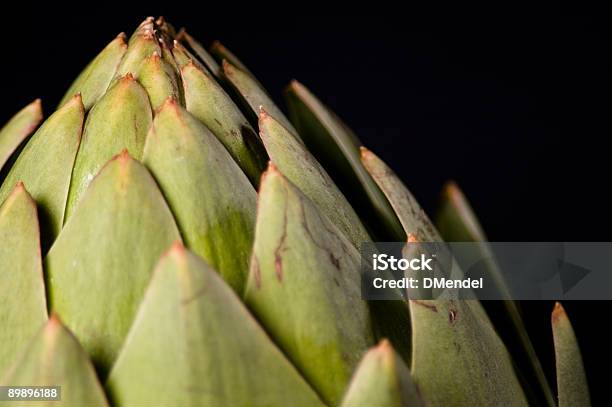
[361,242,610,300]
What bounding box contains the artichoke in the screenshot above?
[0,17,590,406]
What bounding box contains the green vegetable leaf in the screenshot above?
[259,109,371,249]
[244,165,373,405]
[0,95,84,243]
[178,30,221,76]
[46,152,181,375]
[222,60,297,134]
[341,340,425,407]
[436,181,555,407]
[210,40,258,81]
[114,19,161,80]
[58,33,127,110]
[106,244,324,406]
[0,183,47,375]
[171,40,209,72]
[362,148,527,406]
[552,303,591,407]
[181,61,266,185]
[285,81,404,241]
[134,52,182,110]
[143,100,257,293]
[0,99,42,174]
[65,74,152,220]
[0,316,109,407]
[360,147,440,242]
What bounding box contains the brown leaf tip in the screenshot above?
[116,32,127,42]
[552,301,567,324]
[259,161,281,187]
[115,149,132,164]
[122,72,135,82]
[266,161,279,174]
[376,338,392,351]
[442,180,462,200]
[169,241,186,255]
[47,313,64,332]
[287,79,304,93]
[161,96,179,109]
[359,146,374,160]
[259,106,269,120]
[221,59,236,74]
[31,98,43,109]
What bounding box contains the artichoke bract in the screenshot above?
[0,17,590,406]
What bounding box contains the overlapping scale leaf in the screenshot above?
[341,340,425,407]
[143,100,256,293]
[58,33,127,110]
[0,183,47,375]
[46,152,181,374]
[0,95,84,242]
[244,165,373,405]
[222,60,298,134]
[113,18,161,80]
[178,30,220,76]
[552,303,590,407]
[181,61,266,184]
[172,40,208,72]
[361,148,528,406]
[361,147,440,242]
[410,298,528,406]
[65,74,152,219]
[0,99,42,174]
[134,52,182,110]
[285,81,404,240]
[259,109,370,249]
[0,316,109,407]
[106,244,324,406]
[210,40,259,81]
[436,180,555,406]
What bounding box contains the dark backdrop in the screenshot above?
[3,9,609,404]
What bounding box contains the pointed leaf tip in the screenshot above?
[0,91,85,240]
[552,302,590,406]
[0,98,44,173]
[552,302,566,324]
[0,180,47,376]
[340,339,425,407]
[245,166,372,404]
[143,103,256,293]
[107,246,322,406]
[258,110,370,248]
[47,152,181,374]
[1,315,109,407]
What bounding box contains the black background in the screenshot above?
[3,9,609,404]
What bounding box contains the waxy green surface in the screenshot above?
[245,166,373,405]
[0,317,109,407]
[144,100,256,293]
[47,153,181,374]
[0,99,42,174]
[0,95,84,241]
[0,184,47,375]
[106,245,323,406]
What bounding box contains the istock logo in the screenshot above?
[372,253,435,271]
